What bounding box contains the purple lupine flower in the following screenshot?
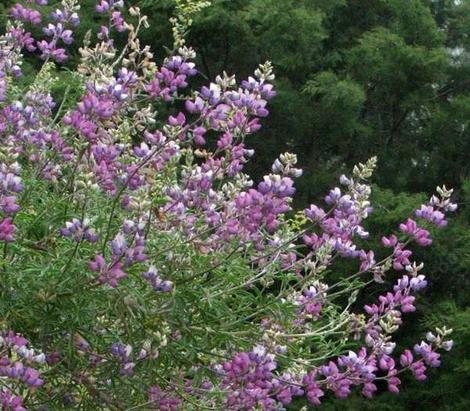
[111,343,136,376]
[96,1,111,13]
[111,233,127,256]
[185,96,205,113]
[0,361,44,387]
[304,204,326,221]
[111,11,127,32]
[362,382,377,398]
[414,342,441,367]
[273,373,304,406]
[416,205,447,227]
[124,235,148,266]
[145,56,197,101]
[409,275,427,291]
[142,266,173,293]
[220,346,280,410]
[320,361,353,399]
[89,255,127,288]
[382,234,398,248]
[410,361,427,381]
[325,187,342,205]
[0,196,20,213]
[400,350,414,367]
[359,250,376,271]
[0,218,17,242]
[303,371,324,406]
[399,218,432,246]
[387,370,401,394]
[0,389,27,411]
[392,243,413,271]
[148,385,182,411]
[10,4,42,25]
[60,218,99,243]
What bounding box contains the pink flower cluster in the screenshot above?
[0,331,45,409]
[10,0,80,63]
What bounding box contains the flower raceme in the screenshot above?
[0,1,458,409]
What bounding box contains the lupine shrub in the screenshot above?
[0,1,459,409]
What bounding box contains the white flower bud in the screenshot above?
[442,340,454,351]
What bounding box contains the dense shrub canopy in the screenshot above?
[0,1,465,410]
